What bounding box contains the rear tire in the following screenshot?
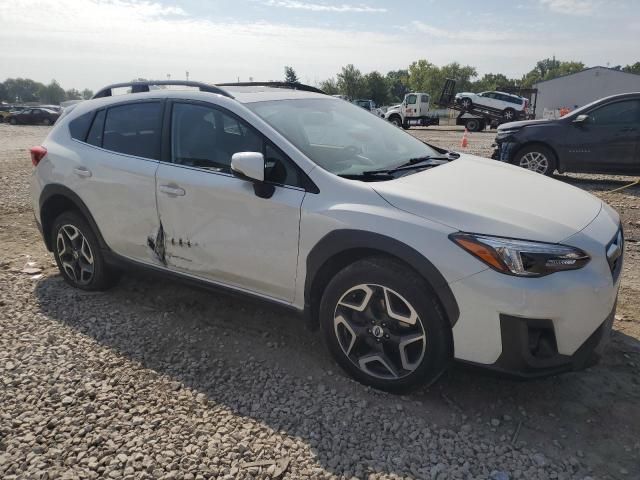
[465,118,481,132]
[513,144,557,176]
[52,211,119,291]
[319,257,452,392]
[43,118,52,126]
[9,118,17,125]
[402,122,410,130]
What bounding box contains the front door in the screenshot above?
[155,100,306,302]
[561,99,640,173]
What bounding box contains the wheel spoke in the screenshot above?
[80,237,94,264]
[338,284,373,312]
[62,260,77,281]
[383,287,418,325]
[397,332,426,371]
[334,315,359,356]
[358,353,399,379]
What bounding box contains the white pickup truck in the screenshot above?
[383,92,439,129]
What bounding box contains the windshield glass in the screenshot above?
[246,98,439,176]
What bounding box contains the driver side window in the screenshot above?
[589,100,640,125]
[171,102,304,188]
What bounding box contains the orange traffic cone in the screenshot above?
[461,128,469,148]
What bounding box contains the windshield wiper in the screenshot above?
[362,155,453,175]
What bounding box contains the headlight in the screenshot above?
[496,128,520,138]
[450,233,590,277]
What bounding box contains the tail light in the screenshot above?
[30,146,47,167]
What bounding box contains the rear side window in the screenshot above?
[421,95,429,103]
[86,110,106,147]
[102,102,162,160]
[69,111,94,141]
[589,100,640,125]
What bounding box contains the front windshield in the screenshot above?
[246,98,439,176]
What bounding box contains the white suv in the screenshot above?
[455,91,528,121]
[30,81,622,391]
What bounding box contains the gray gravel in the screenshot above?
[0,269,594,480]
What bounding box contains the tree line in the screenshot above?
[301,58,640,106]
[0,78,94,105]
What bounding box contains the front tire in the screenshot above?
[9,118,17,125]
[459,97,472,110]
[319,257,452,392]
[52,211,119,291]
[43,118,52,126]
[389,115,402,128]
[513,144,557,176]
[503,108,516,121]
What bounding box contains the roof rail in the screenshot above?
[92,80,234,99]
[216,81,326,95]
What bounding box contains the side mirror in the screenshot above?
[573,114,589,125]
[231,152,274,199]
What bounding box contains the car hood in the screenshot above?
[371,155,602,243]
[498,118,555,130]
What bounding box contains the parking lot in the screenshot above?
[1,124,639,479]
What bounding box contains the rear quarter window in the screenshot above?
[69,111,95,141]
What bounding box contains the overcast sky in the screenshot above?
[1,0,639,91]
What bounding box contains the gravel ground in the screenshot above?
[1,124,639,480]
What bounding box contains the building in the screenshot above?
[533,66,640,119]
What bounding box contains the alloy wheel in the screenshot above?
[519,152,549,174]
[56,224,95,285]
[333,284,427,380]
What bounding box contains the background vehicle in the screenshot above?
[352,98,385,117]
[384,92,439,129]
[493,92,640,176]
[30,80,622,392]
[6,107,60,125]
[0,105,25,123]
[455,90,528,121]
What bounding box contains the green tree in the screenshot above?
[318,78,339,95]
[623,62,640,75]
[364,71,388,105]
[385,69,409,103]
[336,64,366,100]
[3,78,44,103]
[82,88,94,100]
[0,82,7,103]
[521,58,585,87]
[472,73,516,92]
[65,88,82,100]
[284,66,299,83]
[39,80,66,105]
[440,62,477,93]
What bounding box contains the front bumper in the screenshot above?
[449,205,622,377]
[491,140,519,162]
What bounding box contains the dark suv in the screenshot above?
[493,92,640,175]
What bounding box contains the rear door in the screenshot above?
[67,101,163,261]
[155,100,306,302]
[562,99,640,173]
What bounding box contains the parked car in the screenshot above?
[352,99,385,117]
[493,92,640,176]
[455,91,528,121]
[30,80,622,391]
[6,107,60,125]
[0,105,24,123]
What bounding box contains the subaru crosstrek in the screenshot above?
[30,80,623,391]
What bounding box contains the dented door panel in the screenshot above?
[155,163,305,302]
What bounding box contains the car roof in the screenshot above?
[221,85,327,103]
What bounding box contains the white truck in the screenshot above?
[383,92,439,129]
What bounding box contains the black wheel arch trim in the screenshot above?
[39,183,110,252]
[304,229,460,328]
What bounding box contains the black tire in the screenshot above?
[465,118,481,132]
[0,116,4,123]
[43,118,52,126]
[9,117,17,125]
[459,97,472,110]
[503,108,516,121]
[402,123,410,130]
[389,115,402,128]
[51,211,119,291]
[319,256,452,392]
[513,144,557,176]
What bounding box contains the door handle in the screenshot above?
[159,184,186,196]
[619,127,637,132]
[73,167,92,178]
